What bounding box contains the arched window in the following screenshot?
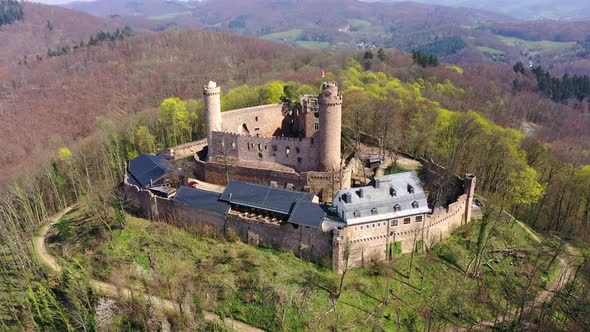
[412,201,419,208]
[393,204,401,212]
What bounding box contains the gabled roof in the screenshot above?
[173,186,230,215]
[333,171,430,225]
[287,202,328,229]
[128,154,173,188]
[219,181,314,215]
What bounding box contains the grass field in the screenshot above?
[294,40,332,49]
[496,35,577,56]
[148,11,192,20]
[262,29,303,42]
[46,208,561,331]
[477,46,506,56]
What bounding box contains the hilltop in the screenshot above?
[0,2,121,67]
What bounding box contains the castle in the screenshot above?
[196,81,353,202]
[123,81,478,274]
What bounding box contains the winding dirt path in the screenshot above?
[473,196,581,328]
[32,206,264,332]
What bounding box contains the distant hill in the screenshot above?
[54,0,590,74]
[361,0,590,21]
[0,2,120,67]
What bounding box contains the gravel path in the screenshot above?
[33,206,264,332]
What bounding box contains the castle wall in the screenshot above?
[193,156,352,202]
[220,104,284,137]
[122,173,474,273]
[337,194,470,269]
[209,131,321,172]
[172,139,208,159]
[121,181,332,266]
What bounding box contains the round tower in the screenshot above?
[203,81,222,157]
[318,82,342,171]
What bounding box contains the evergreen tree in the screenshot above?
[377,48,386,61]
[513,61,525,75]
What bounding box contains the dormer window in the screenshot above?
[390,187,396,197]
[393,204,401,212]
[412,201,419,209]
[354,210,361,218]
[371,208,378,215]
[407,184,414,194]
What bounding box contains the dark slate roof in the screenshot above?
[219,181,314,215]
[287,202,327,229]
[128,154,173,188]
[173,186,230,215]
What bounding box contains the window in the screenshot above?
[354,210,361,218]
[412,201,419,208]
[390,188,396,196]
[286,147,290,155]
[231,142,236,149]
[296,147,300,153]
[407,184,414,194]
[416,216,423,223]
[371,208,378,215]
[391,219,398,226]
[403,217,411,224]
[372,224,376,228]
[255,116,259,122]
[258,153,263,159]
[297,157,302,163]
[393,204,401,212]
[314,122,319,130]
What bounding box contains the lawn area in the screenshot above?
[46,208,561,331]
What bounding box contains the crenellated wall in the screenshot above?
[121,180,333,266]
[122,171,475,274]
[209,131,321,172]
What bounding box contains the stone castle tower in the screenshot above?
[464,174,477,224]
[318,82,343,171]
[203,81,222,157]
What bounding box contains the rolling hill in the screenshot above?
[361,0,590,21]
[0,2,121,67]
[57,0,590,74]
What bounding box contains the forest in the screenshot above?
[531,66,590,103]
[0,0,22,27]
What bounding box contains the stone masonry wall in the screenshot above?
[193,156,352,202]
[209,131,321,172]
[339,194,469,269]
[220,104,284,137]
[121,181,332,265]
